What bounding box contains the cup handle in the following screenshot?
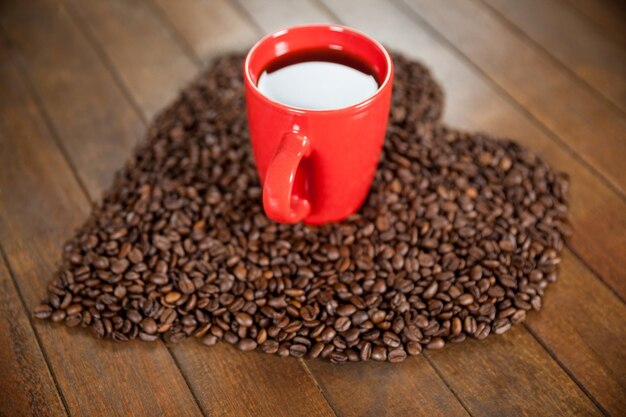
[263,132,312,223]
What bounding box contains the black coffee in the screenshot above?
[257,49,380,110]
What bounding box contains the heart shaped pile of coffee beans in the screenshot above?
[35,53,569,363]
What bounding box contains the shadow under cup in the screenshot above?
[244,25,394,225]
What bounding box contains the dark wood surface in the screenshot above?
[0,0,624,416]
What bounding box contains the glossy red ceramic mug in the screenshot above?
[244,24,393,224]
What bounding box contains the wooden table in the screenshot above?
[1,0,624,416]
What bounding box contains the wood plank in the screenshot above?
[306,359,470,417]
[233,0,334,32]
[401,0,626,196]
[527,249,626,416]
[65,0,197,119]
[565,0,626,46]
[318,0,622,414]
[0,39,202,416]
[0,255,67,417]
[152,0,257,62]
[426,325,602,416]
[171,343,336,417]
[49,1,336,416]
[483,0,626,112]
[0,0,143,194]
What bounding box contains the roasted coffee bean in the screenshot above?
[238,338,258,352]
[371,346,388,361]
[164,292,181,304]
[224,331,239,345]
[139,332,159,342]
[289,344,308,358]
[388,347,407,363]
[65,314,82,328]
[235,312,253,327]
[511,309,527,324]
[309,342,325,359]
[360,342,372,361]
[351,311,369,326]
[34,53,567,363]
[427,338,445,350]
[493,318,512,335]
[464,316,477,335]
[179,278,195,295]
[337,304,357,317]
[423,282,438,300]
[319,327,336,344]
[51,310,66,323]
[34,304,52,319]
[407,341,422,356]
[383,331,401,348]
[260,340,279,354]
[113,285,127,299]
[457,294,474,306]
[111,259,129,275]
[140,317,157,335]
[166,331,187,344]
[334,317,351,332]
[330,351,348,364]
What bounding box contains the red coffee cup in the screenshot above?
[244,24,393,224]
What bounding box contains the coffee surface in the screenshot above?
[257,49,379,110]
[35,53,569,363]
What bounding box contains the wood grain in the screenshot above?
[306,359,470,417]
[483,0,626,112]
[233,0,334,33]
[66,0,197,119]
[171,343,336,417]
[0,256,67,417]
[401,0,626,196]
[565,0,626,46]
[0,37,202,416]
[426,326,602,416]
[152,0,257,62]
[47,1,335,416]
[0,0,143,194]
[527,249,626,416]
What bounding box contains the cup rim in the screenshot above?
[244,24,393,114]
